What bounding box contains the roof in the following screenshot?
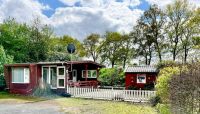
[125,66,158,73]
[5,61,104,67]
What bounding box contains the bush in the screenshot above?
[155,66,180,103]
[0,75,6,91]
[143,83,155,90]
[98,67,124,86]
[150,96,161,107]
[156,103,170,114]
[169,63,200,114]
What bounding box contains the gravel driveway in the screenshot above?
[0,100,64,114]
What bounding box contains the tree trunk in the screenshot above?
[123,58,126,69]
[111,61,115,68]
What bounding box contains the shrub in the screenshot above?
[143,83,155,90]
[98,67,124,86]
[150,96,161,107]
[0,75,6,91]
[156,103,170,114]
[155,67,180,103]
[169,63,200,114]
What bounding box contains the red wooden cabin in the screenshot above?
[125,66,158,90]
[4,61,104,95]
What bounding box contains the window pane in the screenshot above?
[58,79,64,87]
[82,70,86,78]
[12,68,24,83]
[137,74,146,83]
[43,67,49,84]
[24,68,30,83]
[91,70,97,78]
[59,68,64,75]
[50,67,57,87]
[88,70,91,78]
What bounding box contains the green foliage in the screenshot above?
[83,33,101,62]
[0,45,13,75]
[98,67,124,86]
[156,103,171,114]
[156,60,180,69]
[155,67,180,103]
[150,96,161,107]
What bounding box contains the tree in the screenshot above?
[98,67,124,86]
[0,18,30,62]
[120,34,134,68]
[98,32,123,68]
[165,0,192,62]
[131,23,154,65]
[139,5,166,62]
[0,45,13,75]
[83,33,101,62]
[27,18,52,62]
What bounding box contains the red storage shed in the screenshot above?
[125,66,158,90]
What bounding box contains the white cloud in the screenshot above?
[146,0,200,8]
[0,0,143,41]
[0,0,50,24]
[52,0,143,40]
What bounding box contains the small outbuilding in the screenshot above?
[125,66,158,90]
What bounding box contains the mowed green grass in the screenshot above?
[0,91,44,103]
[56,98,157,114]
[0,91,157,114]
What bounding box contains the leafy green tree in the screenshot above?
[98,67,124,86]
[83,33,101,62]
[120,34,135,68]
[0,45,13,75]
[131,24,154,65]
[27,18,52,62]
[139,5,166,62]
[48,35,86,61]
[165,0,192,62]
[98,32,124,67]
[0,18,30,62]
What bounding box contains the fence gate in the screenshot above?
[67,87,156,102]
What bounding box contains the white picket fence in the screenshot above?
[67,87,156,102]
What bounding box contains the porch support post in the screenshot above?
[85,64,88,81]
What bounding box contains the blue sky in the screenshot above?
[0,0,199,41]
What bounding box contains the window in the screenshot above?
[57,79,65,88]
[137,74,146,84]
[12,68,30,83]
[57,67,65,76]
[82,70,97,78]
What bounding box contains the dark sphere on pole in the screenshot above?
[67,44,76,53]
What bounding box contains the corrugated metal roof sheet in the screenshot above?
[125,66,158,73]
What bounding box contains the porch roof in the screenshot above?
[38,60,105,67]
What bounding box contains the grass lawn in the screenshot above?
[0,91,44,103]
[0,91,157,114]
[56,98,157,114]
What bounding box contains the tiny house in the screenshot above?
[125,66,158,89]
[4,61,104,95]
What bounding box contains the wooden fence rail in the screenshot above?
[67,87,156,102]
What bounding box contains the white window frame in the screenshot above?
[137,74,146,84]
[12,67,30,83]
[57,78,65,88]
[57,66,65,88]
[42,66,57,89]
[72,69,77,82]
[82,70,97,78]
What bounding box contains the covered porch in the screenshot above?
[40,61,104,89]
